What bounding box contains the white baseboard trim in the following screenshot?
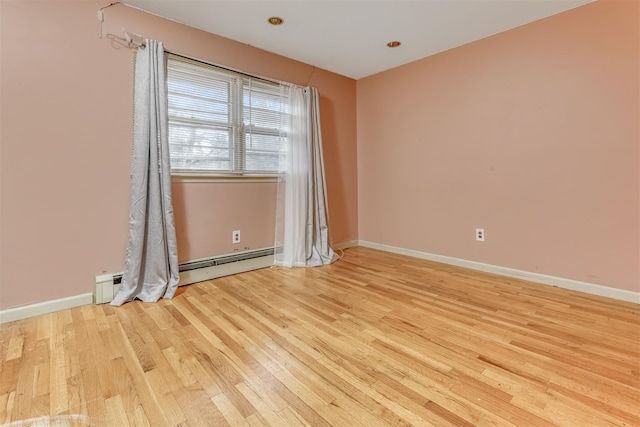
[333,240,359,251]
[6,240,634,324]
[0,293,94,324]
[4,253,275,322]
[358,240,639,304]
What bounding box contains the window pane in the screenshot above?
[167,57,235,172]
[243,84,287,131]
[169,123,233,171]
[245,132,282,152]
[169,81,230,123]
[167,55,288,175]
[245,151,280,172]
[245,132,283,172]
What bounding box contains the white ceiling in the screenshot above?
[123,0,593,79]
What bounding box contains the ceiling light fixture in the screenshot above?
[387,41,401,48]
[268,17,284,25]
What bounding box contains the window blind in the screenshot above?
[166,54,287,175]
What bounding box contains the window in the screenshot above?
[167,54,287,175]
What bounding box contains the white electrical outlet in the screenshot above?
[476,228,485,242]
[232,230,241,244]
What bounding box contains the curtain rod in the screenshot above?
[99,4,146,49]
[98,3,303,87]
[166,51,287,87]
[104,33,290,87]
[106,31,146,49]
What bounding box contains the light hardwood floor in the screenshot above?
[1,247,638,426]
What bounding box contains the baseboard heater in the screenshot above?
[95,247,274,304]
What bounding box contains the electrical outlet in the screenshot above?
[476,228,485,242]
[232,230,241,244]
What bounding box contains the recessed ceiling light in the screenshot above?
[268,17,284,25]
[387,41,401,48]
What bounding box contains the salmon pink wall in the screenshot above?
[0,2,357,310]
[357,0,639,291]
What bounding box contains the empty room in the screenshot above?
[1,0,638,426]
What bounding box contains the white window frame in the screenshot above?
[166,54,287,178]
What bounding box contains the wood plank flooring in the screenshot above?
[1,247,638,426]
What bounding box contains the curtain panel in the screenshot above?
[111,40,180,306]
[274,86,338,267]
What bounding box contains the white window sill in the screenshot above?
[171,173,278,183]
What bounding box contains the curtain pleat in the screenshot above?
[111,40,180,306]
[274,86,337,267]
